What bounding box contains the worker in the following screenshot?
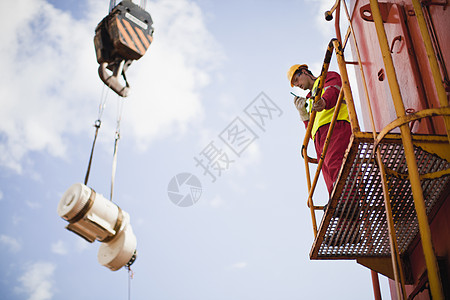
[287,64,351,195]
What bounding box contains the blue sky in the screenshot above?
[0,0,390,299]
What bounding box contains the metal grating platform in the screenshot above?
[310,132,450,259]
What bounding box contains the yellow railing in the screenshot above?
[302,1,450,299]
[302,38,360,237]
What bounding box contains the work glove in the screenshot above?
[294,96,309,122]
[312,97,326,112]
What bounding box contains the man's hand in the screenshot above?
[294,96,309,121]
[311,98,326,112]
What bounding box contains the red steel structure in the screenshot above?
[302,0,450,299]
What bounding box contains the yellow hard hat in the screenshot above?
[287,64,308,87]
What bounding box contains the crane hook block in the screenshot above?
[94,0,154,96]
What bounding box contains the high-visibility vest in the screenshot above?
[308,76,350,139]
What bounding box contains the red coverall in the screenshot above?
[304,71,352,195]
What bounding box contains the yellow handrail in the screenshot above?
[306,88,345,237]
[411,0,450,144]
[338,4,408,296]
[376,148,408,299]
[304,1,449,299]
[369,1,445,299]
[302,39,333,237]
[302,38,359,237]
[341,0,378,135]
[332,39,360,133]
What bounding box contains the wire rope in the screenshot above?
[110,95,125,201]
[127,266,134,300]
[109,0,116,12]
[84,84,110,185]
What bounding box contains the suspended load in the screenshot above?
[57,0,152,272]
[57,183,137,271]
[94,0,154,97]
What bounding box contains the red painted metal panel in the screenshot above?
[349,0,398,132]
[347,0,450,299]
[348,0,449,134]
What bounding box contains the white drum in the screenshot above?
[58,183,137,271]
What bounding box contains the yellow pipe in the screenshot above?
[376,107,450,145]
[301,39,335,237]
[332,39,361,133]
[342,0,379,136]
[411,0,450,144]
[343,26,351,50]
[303,146,318,237]
[420,168,450,180]
[325,0,340,21]
[302,101,318,237]
[334,0,342,44]
[307,89,345,212]
[307,156,318,164]
[302,111,316,151]
[369,1,445,299]
[302,38,335,154]
[376,150,407,299]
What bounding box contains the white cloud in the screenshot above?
[26,201,41,210]
[229,261,248,269]
[234,142,262,175]
[0,0,98,173]
[210,195,224,208]
[0,0,223,172]
[311,0,338,38]
[0,234,22,253]
[16,261,56,300]
[135,217,146,227]
[51,240,68,255]
[125,0,223,149]
[12,214,23,226]
[0,190,3,200]
[75,238,89,253]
